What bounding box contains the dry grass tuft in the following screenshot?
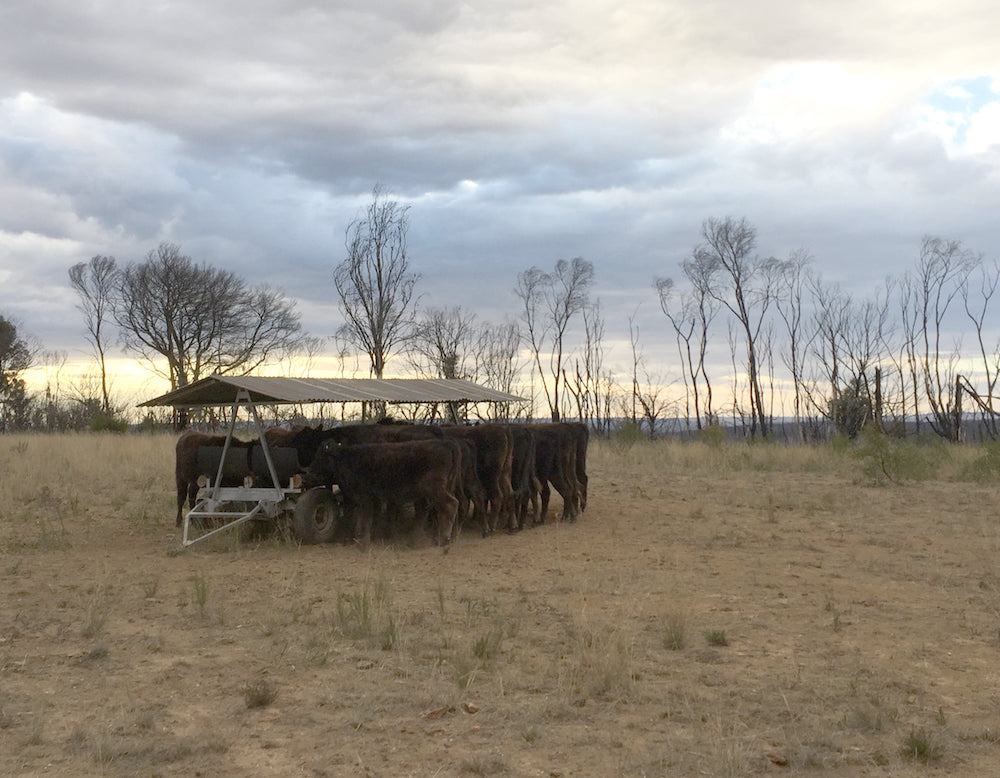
[242,678,278,709]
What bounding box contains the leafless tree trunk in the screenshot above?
[334,185,420,380]
[627,309,666,438]
[655,247,719,431]
[581,299,607,431]
[68,255,119,414]
[961,258,1000,438]
[895,273,923,433]
[803,277,850,428]
[514,257,593,421]
[697,217,777,437]
[773,250,812,441]
[912,235,979,440]
[563,300,604,430]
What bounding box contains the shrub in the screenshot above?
[852,426,948,485]
[901,729,941,761]
[830,379,873,439]
[612,420,645,449]
[88,413,128,433]
[698,425,727,447]
[242,679,278,709]
[661,612,686,650]
[335,579,399,650]
[959,441,1000,482]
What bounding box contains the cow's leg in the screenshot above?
[539,479,551,522]
[528,475,542,525]
[470,486,486,534]
[562,448,579,521]
[486,478,503,535]
[577,473,588,512]
[552,470,577,522]
[352,496,373,549]
[176,479,187,527]
[437,494,459,546]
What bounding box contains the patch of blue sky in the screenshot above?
[920,76,1000,152]
[927,75,998,111]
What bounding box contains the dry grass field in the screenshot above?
[2,431,1000,776]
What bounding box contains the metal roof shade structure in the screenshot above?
[139,374,526,408]
[142,375,525,549]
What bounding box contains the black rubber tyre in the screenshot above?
[292,487,341,544]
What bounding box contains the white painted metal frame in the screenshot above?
[181,388,300,547]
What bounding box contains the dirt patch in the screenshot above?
[2,434,1000,776]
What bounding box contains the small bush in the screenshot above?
[611,420,645,450]
[852,426,948,485]
[473,625,503,661]
[562,625,635,700]
[901,728,941,761]
[704,629,728,647]
[192,571,209,617]
[242,679,278,709]
[959,441,1000,482]
[459,753,508,775]
[88,413,128,433]
[81,645,109,663]
[335,579,399,650]
[698,425,727,447]
[661,612,686,650]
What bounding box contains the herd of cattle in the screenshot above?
[175,421,589,546]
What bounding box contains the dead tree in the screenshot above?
[333,185,420,380]
[515,257,593,422]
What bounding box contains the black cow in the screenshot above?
[302,438,462,547]
[564,422,590,512]
[174,431,254,526]
[527,423,579,522]
[440,424,513,534]
[287,422,442,468]
[452,437,487,534]
[507,425,538,531]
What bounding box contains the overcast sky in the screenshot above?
[2,0,999,396]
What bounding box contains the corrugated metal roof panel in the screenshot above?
[139,375,526,407]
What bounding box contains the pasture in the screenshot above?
[1,432,1000,776]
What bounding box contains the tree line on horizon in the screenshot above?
[0,187,997,440]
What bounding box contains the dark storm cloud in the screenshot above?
[1,0,999,386]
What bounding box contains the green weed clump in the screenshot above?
[851,427,948,485]
[660,612,686,651]
[958,440,1000,482]
[901,728,942,761]
[242,679,278,709]
[610,420,646,451]
[335,578,398,650]
[191,571,209,617]
[698,424,727,447]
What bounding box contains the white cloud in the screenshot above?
[721,62,896,146]
[964,103,1000,154]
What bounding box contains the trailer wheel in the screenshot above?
[293,487,342,544]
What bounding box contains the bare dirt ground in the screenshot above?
[2,433,1000,777]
